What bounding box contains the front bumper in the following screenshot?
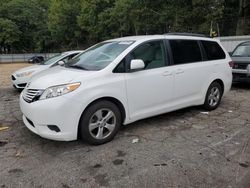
[232,68,250,82]
[233,73,250,82]
[20,93,84,141]
[11,75,29,89]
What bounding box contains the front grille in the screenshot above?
[11,75,16,80]
[234,63,248,70]
[17,83,27,88]
[22,89,43,103]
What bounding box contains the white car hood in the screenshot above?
[14,65,49,75]
[28,66,96,89]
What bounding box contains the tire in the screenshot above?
[79,100,122,145]
[203,82,222,111]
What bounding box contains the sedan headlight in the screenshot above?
[39,82,81,100]
[16,71,35,77]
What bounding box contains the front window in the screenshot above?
[232,44,250,57]
[130,40,167,70]
[66,41,134,71]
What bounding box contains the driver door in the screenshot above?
[125,40,175,121]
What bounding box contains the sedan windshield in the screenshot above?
[232,44,250,57]
[66,41,134,71]
[40,54,62,65]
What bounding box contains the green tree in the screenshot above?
[77,0,116,43]
[0,0,50,52]
[237,0,250,35]
[0,18,21,53]
[219,0,239,36]
[0,0,249,53]
[48,0,83,49]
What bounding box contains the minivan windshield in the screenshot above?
[232,44,250,57]
[66,41,134,71]
[40,54,62,65]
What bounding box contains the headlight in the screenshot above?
[39,82,81,100]
[16,71,35,77]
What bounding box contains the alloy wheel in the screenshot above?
[208,87,220,107]
[88,108,116,140]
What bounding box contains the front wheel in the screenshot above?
[203,82,222,111]
[79,100,121,145]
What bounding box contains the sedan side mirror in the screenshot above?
[130,59,145,71]
[58,60,65,66]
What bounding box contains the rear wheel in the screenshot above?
[203,82,222,111]
[79,100,121,145]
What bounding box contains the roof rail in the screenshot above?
[165,32,210,38]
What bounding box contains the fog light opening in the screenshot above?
[47,125,61,133]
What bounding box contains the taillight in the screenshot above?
[229,61,234,68]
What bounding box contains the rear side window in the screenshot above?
[202,41,226,60]
[169,40,202,65]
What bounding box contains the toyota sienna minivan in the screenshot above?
[20,34,232,145]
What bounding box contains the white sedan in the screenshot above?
[11,51,83,89]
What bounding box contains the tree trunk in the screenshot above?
[236,0,250,35]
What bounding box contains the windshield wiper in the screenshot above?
[68,64,89,70]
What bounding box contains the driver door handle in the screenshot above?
[162,71,173,76]
[176,69,184,74]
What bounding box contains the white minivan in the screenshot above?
[20,34,232,145]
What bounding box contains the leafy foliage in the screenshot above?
[0,0,249,53]
[0,18,20,53]
[48,0,83,49]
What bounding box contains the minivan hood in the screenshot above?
[231,56,250,64]
[28,66,96,89]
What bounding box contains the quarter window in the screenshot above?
[130,41,166,70]
[169,40,202,65]
[201,41,226,60]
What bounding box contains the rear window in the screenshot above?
[169,40,202,65]
[232,43,250,57]
[202,41,226,60]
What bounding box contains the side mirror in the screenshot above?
[130,59,145,71]
[58,60,65,66]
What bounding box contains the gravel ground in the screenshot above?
[0,63,250,188]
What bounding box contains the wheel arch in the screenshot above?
[77,96,127,138]
[211,79,225,95]
[202,78,225,105]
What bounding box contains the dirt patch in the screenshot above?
[0,63,30,88]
